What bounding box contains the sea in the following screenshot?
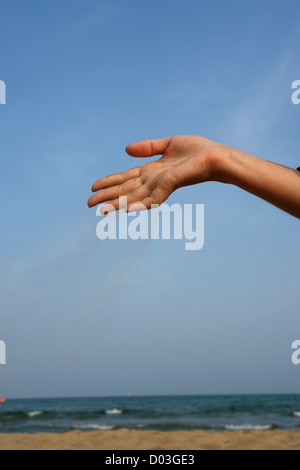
[0,395,300,434]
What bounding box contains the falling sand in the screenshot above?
[0,211,150,397]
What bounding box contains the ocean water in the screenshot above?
[0,395,300,434]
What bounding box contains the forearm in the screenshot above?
[216,148,300,219]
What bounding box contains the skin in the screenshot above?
[87,135,300,219]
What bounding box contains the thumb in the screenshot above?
[126,137,171,158]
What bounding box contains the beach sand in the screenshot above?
[0,429,299,450]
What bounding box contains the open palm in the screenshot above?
[88,135,223,213]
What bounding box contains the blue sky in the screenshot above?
[0,0,300,398]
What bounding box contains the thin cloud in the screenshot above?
[163,80,226,109]
[220,50,293,151]
[49,1,120,45]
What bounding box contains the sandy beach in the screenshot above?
[0,429,299,450]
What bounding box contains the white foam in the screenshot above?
[106,409,123,415]
[225,424,272,431]
[76,424,113,431]
[294,412,300,418]
[48,423,114,431]
[27,411,43,418]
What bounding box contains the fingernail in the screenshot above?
[101,206,109,215]
[128,203,143,213]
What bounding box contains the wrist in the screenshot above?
[209,144,236,184]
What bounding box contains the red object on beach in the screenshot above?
[0,398,5,403]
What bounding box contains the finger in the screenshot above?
[126,137,171,158]
[88,178,140,208]
[128,182,173,211]
[127,198,156,212]
[100,187,148,214]
[92,167,140,192]
[127,185,171,212]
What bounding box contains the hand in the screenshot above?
[88,135,225,213]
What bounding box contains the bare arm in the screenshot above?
[88,135,300,219]
[216,148,300,219]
